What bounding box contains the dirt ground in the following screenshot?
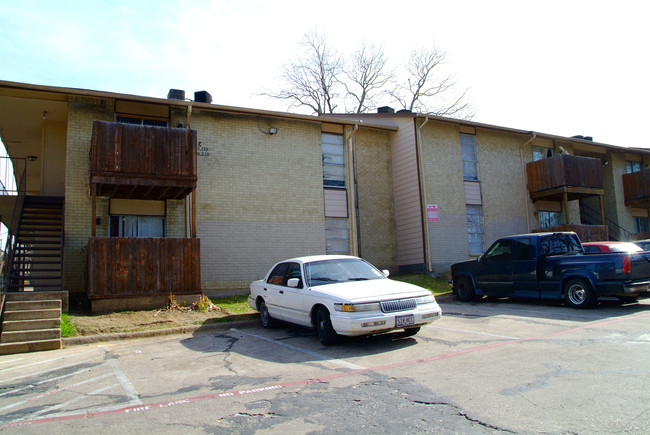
[69,308,239,336]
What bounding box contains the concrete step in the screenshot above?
[0,339,61,355]
[5,291,68,312]
[3,308,60,321]
[5,299,61,311]
[1,318,60,331]
[0,328,61,343]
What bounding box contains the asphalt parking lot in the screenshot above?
[1,296,649,433]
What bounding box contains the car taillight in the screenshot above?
[623,256,631,274]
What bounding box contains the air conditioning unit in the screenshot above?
[167,89,185,100]
[194,91,213,104]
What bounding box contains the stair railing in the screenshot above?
[580,202,632,241]
[1,158,27,307]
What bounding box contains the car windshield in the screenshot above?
[304,258,386,287]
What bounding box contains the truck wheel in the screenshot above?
[564,278,597,309]
[259,300,275,328]
[456,276,477,302]
[316,307,339,346]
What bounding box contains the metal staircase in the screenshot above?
[8,196,64,292]
[580,202,632,241]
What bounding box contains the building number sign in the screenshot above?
[198,141,210,157]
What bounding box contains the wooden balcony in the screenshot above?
[90,121,197,200]
[526,154,603,201]
[87,237,201,300]
[622,168,650,208]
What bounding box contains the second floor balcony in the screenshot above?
[623,168,650,208]
[526,154,603,201]
[90,121,197,200]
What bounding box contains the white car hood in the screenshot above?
[313,278,431,302]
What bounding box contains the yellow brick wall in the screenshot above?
[355,128,397,271]
[64,97,114,294]
[192,111,326,292]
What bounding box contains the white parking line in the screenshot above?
[0,363,108,398]
[0,373,114,415]
[426,325,519,340]
[98,346,142,405]
[0,357,100,384]
[230,328,365,370]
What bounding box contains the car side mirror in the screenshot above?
[287,278,300,288]
[382,269,390,277]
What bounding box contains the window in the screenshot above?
[626,161,642,174]
[325,218,349,255]
[116,115,168,127]
[514,238,535,261]
[109,216,165,237]
[466,205,484,255]
[539,234,582,256]
[460,134,478,181]
[634,216,649,233]
[322,133,345,187]
[538,210,561,229]
[266,262,303,288]
[532,146,553,161]
[484,239,513,261]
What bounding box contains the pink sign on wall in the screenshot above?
[427,204,439,222]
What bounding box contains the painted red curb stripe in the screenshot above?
[2,311,648,429]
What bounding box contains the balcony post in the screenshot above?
[563,191,569,224]
[599,195,605,225]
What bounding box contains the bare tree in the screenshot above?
[388,47,473,118]
[264,30,472,118]
[263,30,342,114]
[343,43,391,113]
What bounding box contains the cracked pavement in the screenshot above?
[1,297,649,433]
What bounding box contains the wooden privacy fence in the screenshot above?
[87,237,201,299]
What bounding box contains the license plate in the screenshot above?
[395,314,415,327]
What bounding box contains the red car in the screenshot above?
[582,241,644,254]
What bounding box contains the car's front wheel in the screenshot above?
[316,307,339,346]
[259,300,275,328]
[455,276,477,302]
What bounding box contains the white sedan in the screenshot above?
[248,255,442,345]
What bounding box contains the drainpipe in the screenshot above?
[416,116,432,273]
[519,132,537,233]
[348,124,359,256]
[185,104,193,237]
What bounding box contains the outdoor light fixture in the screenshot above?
[27,155,37,161]
[269,127,278,135]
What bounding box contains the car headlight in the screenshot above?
[334,302,381,312]
[415,294,435,305]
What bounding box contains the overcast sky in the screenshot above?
[1,0,648,148]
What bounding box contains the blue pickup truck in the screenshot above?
[450,232,650,308]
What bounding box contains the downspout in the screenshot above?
[416,116,432,273]
[348,124,360,256]
[185,104,193,238]
[519,132,537,233]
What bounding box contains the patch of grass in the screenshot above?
[60,313,77,337]
[209,294,256,315]
[391,273,451,296]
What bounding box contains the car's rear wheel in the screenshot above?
[455,276,477,302]
[259,300,275,328]
[316,307,339,346]
[564,278,597,309]
[403,327,420,337]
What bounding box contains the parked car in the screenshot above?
[634,239,650,251]
[450,232,650,308]
[248,255,442,345]
[582,241,644,253]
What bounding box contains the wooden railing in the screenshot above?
[526,154,602,197]
[90,121,197,200]
[87,237,201,299]
[622,168,650,207]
